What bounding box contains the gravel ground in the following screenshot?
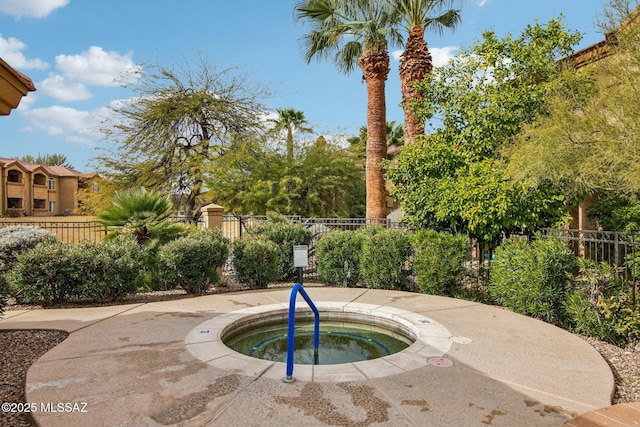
[1,289,638,427]
[0,330,67,427]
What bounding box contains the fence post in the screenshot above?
[201,204,224,232]
[201,204,225,279]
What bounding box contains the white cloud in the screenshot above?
[38,74,92,101]
[55,46,141,86]
[21,106,100,145]
[15,93,37,111]
[0,34,48,69]
[430,47,459,67]
[391,46,459,67]
[473,0,489,6]
[0,0,69,18]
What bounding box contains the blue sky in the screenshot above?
[1,0,608,171]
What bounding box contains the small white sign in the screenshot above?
[293,245,309,267]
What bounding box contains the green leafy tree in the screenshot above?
[389,0,462,144]
[208,136,365,217]
[386,18,580,246]
[96,55,269,221]
[506,1,640,204]
[295,0,402,219]
[18,153,74,169]
[587,193,640,232]
[76,177,119,216]
[96,187,183,248]
[268,108,313,159]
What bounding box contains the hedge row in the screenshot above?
[315,227,468,294]
[234,225,468,293]
[2,221,636,346]
[10,235,147,305]
[2,227,229,306]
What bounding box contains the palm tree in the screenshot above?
[96,187,182,248]
[348,122,404,159]
[268,108,313,159]
[295,0,402,220]
[386,120,404,158]
[390,0,461,144]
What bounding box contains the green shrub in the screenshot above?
[412,230,468,296]
[596,292,640,346]
[232,238,279,289]
[566,260,640,346]
[489,236,577,325]
[360,228,413,290]
[10,235,146,305]
[316,230,366,287]
[10,239,79,305]
[75,235,147,303]
[565,290,603,336]
[0,226,56,274]
[247,216,312,281]
[158,230,230,294]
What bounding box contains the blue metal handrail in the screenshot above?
[283,283,319,383]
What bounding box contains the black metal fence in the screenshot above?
[0,220,107,243]
[540,228,640,285]
[5,217,636,293]
[221,216,401,281]
[539,228,639,310]
[220,215,396,244]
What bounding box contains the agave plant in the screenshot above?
[96,187,183,248]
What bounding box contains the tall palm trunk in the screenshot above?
[399,25,433,144]
[359,48,390,220]
[287,128,294,159]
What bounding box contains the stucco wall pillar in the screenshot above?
[200,203,225,280]
[201,203,224,231]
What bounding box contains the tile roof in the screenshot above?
[0,157,93,178]
[0,57,36,92]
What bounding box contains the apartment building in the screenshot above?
[0,158,98,217]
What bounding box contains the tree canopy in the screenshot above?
[390,0,462,143]
[506,1,640,201]
[207,136,365,217]
[96,56,269,220]
[18,153,74,169]
[295,0,402,219]
[386,18,582,246]
[268,108,313,159]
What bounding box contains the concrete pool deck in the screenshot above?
[0,287,620,426]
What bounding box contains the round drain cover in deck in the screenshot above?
[427,357,454,368]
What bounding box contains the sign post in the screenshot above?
[293,245,309,285]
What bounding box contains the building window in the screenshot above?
[34,173,46,186]
[34,199,46,210]
[7,170,22,183]
[48,201,55,213]
[33,173,47,185]
[7,198,22,209]
[48,177,55,190]
[93,182,99,192]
